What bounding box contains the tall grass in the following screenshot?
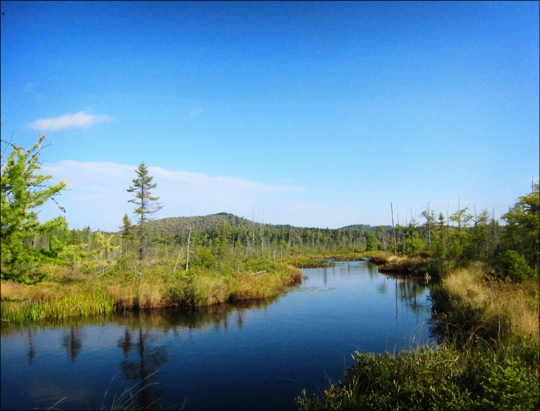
[1,259,303,323]
[431,262,539,349]
[1,291,115,322]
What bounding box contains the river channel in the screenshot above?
[1,261,433,410]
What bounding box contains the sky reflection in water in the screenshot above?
[1,261,432,410]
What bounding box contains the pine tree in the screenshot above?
[1,135,68,283]
[127,162,162,276]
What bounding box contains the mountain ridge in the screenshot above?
[144,212,387,238]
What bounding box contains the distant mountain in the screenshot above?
[146,212,293,238]
[145,212,388,238]
[145,213,247,237]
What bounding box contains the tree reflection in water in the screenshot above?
[27,329,35,365]
[112,297,279,409]
[397,280,426,316]
[61,326,82,362]
[0,264,433,411]
[117,320,167,410]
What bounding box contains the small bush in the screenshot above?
[498,250,538,283]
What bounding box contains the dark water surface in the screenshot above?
[1,261,432,410]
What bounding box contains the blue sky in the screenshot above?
[1,1,538,231]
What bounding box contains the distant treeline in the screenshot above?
[31,215,390,272]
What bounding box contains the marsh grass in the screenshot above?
[285,252,371,268]
[1,259,302,322]
[44,372,164,411]
[100,372,162,411]
[297,342,540,411]
[1,290,115,322]
[287,256,336,268]
[431,262,539,349]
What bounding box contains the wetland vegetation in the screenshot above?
[1,136,538,409]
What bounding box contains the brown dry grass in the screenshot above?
[2,259,304,322]
[1,280,53,303]
[443,262,539,344]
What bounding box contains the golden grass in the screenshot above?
[1,260,303,322]
[442,262,539,345]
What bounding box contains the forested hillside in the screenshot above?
[145,212,390,253]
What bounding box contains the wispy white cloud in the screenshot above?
[38,162,385,230]
[38,161,304,231]
[29,111,113,132]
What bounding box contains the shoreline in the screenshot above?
[1,254,373,324]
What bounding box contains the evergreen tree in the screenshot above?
[502,183,539,271]
[127,162,162,276]
[1,135,67,283]
[120,213,136,240]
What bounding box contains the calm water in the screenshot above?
[1,261,432,410]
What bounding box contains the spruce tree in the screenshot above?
[127,162,162,276]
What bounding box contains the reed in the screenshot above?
[1,291,114,323]
[286,256,335,268]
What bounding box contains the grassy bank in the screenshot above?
[286,252,373,268]
[1,260,302,323]
[297,261,540,410]
[369,252,456,282]
[0,251,376,323]
[1,251,383,323]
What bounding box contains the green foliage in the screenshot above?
[472,357,540,410]
[502,183,539,271]
[1,292,115,322]
[365,233,378,251]
[450,207,473,229]
[127,162,162,276]
[161,214,391,255]
[193,246,215,269]
[57,243,88,274]
[1,136,68,283]
[497,250,538,283]
[119,213,135,239]
[297,347,539,411]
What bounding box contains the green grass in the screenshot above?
[1,258,302,323]
[285,252,372,268]
[1,291,115,322]
[297,343,539,411]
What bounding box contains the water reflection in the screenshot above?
[27,329,35,365]
[375,275,428,321]
[368,262,379,279]
[118,328,134,358]
[377,281,388,294]
[117,325,167,409]
[398,280,427,316]
[61,326,82,362]
[1,296,281,339]
[1,262,433,411]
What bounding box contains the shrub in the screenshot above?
[297,348,540,411]
[498,250,538,283]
